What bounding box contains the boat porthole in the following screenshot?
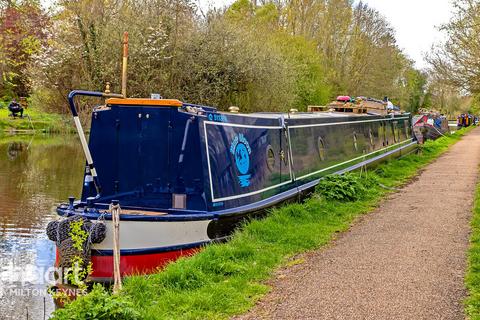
[353,132,358,151]
[317,137,326,161]
[266,145,275,171]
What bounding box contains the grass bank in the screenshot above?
[466,162,480,319]
[0,132,80,146]
[0,107,71,135]
[53,128,473,320]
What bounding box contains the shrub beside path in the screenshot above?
[237,128,480,320]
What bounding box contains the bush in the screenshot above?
[315,173,377,202]
[53,284,140,320]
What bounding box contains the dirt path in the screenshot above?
[237,128,480,320]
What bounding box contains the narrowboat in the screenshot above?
[457,113,478,128]
[48,89,416,282]
[412,112,449,143]
[46,33,416,282]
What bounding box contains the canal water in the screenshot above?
[0,135,84,319]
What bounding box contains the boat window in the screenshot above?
[266,145,275,171]
[368,129,374,147]
[353,132,358,151]
[317,137,326,161]
[404,121,410,139]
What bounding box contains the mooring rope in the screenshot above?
[109,202,122,293]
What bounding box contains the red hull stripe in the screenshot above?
[89,247,199,279]
[91,240,210,256]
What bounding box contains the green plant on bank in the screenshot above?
[0,108,72,135]
[466,172,480,319]
[315,173,377,202]
[52,128,473,320]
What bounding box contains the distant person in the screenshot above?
[8,99,23,118]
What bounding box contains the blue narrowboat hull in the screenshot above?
[54,94,415,280]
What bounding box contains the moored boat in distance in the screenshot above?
[412,111,449,143]
[48,90,416,282]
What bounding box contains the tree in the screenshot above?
[428,0,480,93]
[0,0,49,98]
[21,0,427,115]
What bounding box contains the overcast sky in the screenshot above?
[198,0,454,70]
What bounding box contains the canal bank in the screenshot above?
[466,164,480,319]
[50,128,475,319]
[238,129,480,320]
[0,108,72,135]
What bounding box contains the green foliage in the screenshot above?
[53,284,140,320]
[0,0,432,115]
[271,33,332,109]
[429,0,480,94]
[465,167,480,319]
[0,1,49,97]
[69,220,89,251]
[315,173,376,202]
[51,128,472,320]
[63,219,92,291]
[426,0,480,115]
[0,107,71,133]
[64,257,92,290]
[404,69,428,113]
[49,218,94,304]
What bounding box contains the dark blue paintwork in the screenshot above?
[58,91,415,240]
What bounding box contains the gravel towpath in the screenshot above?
[237,128,480,320]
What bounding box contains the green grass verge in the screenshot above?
[466,160,480,319]
[0,133,79,146]
[0,107,71,134]
[53,128,473,320]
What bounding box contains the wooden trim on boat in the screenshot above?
[106,98,183,107]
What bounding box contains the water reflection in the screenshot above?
[0,135,84,320]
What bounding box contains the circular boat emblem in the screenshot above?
[235,143,250,175]
[230,133,252,187]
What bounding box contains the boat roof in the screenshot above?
[106,98,183,107]
[230,111,387,119]
[105,98,403,119]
